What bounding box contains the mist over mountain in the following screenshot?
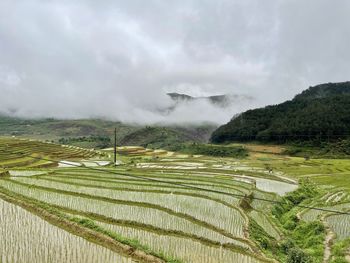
[167,93,254,108]
[0,91,257,125]
[1,1,350,124]
[142,92,256,119]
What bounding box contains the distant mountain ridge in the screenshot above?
[0,115,216,149]
[294,82,350,101]
[211,81,350,143]
[167,92,254,108]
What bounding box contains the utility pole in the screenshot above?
[114,128,117,166]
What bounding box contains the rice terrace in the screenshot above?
[1,1,350,262]
[1,135,349,263]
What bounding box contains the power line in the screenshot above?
[3,151,350,216]
[114,128,117,166]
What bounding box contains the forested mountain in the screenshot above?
[211,82,350,143]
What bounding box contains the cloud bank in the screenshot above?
[0,0,349,124]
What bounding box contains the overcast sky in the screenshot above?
[0,0,349,124]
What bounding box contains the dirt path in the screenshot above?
[323,229,335,262]
[322,214,336,263]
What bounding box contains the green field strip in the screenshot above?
[39,175,244,206]
[161,169,288,197]
[0,179,245,244]
[249,210,282,240]
[46,173,251,203]
[132,169,253,184]
[27,159,57,168]
[95,222,270,263]
[18,177,247,235]
[51,170,253,195]
[0,139,99,162]
[132,170,254,190]
[301,202,350,222]
[139,166,282,182]
[88,170,276,196]
[0,196,133,263]
[167,168,285,188]
[49,174,190,189]
[0,187,176,263]
[311,173,350,190]
[55,167,254,187]
[60,205,254,251]
[325,212,350,240]
[8,170,50,177]
[0,157,41,168]
[0,152,33,161]
[250,191,280,211]
[38,176,244,207]
[0,186,263,260]
[10,177,247,238]
[50,171,250,192]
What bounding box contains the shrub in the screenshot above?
[287,248,313,263]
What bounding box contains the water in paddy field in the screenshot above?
[253,177,298,196]
[0,198,134,263]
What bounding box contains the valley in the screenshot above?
[1,137,349,262]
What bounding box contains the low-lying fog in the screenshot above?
[0,89,258,125]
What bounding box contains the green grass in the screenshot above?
[0,117,138,143]
[72,217,183,263]
[249,181,326,262]
[330,238,350,263]
[283,140,350,159]
[167,143,248,158]
[271,181,326,262]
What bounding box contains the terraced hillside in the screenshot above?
[0,137,102,169]
[0,138,349,262]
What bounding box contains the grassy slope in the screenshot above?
[0,116,138,141]
[168,143,248,158]
[119,125,217,149]
[230,143,350,190]
[0,116,216,149]
[283,140,350,159]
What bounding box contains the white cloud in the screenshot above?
[0,66,22,86]
[0,0,349,124]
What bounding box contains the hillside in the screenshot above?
[0,116,216,149]
[211,82,350,144]
[119,125,217,149]
[0,117,137,139]
[0,117,139,148]
[0,137,101,169]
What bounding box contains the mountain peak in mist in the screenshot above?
[167,92,254,108]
